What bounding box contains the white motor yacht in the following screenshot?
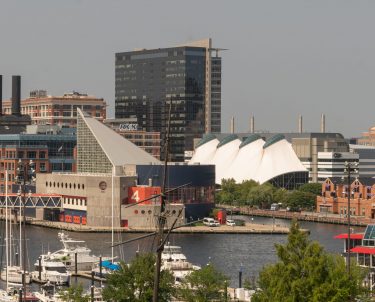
[161,243,200,283]
[31,255,70,285]
[42,232,109,272]
[0,265,31,285]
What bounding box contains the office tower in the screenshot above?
[115,38,223,161]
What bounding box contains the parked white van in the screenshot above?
[203,217,220,227]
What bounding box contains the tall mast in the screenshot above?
[19,184,22,269]
[5,170,8,289]
[111,166,114,261]
[152,102,172,302]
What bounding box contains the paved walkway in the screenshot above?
[21,218,292,234]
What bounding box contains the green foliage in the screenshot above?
[272,188,289,206]
[216,179,321,211]
[286,190,316,211]
[216,178,239,204]
[299,183,322,196]
[177,264,229,302]
[252,220,368,302]
[102,253,175,302]
[59,284,90,302]
[247,183,275,209]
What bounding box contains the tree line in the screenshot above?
[216,179,322,211]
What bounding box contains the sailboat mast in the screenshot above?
[111,166,114,261]
[19,185,22,269]
[5,170,8,289]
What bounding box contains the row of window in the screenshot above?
[63,197,87,207]
[0,151,46,159]
[46,181,85,190]
[133,209,177,215]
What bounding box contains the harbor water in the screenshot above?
[0,216,364,288]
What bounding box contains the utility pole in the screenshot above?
[343,161,358,289]
[152,102,172,302]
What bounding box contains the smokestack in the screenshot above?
[12,75,21,116]
[321,113,326,133]
[298,115,303,133]
[230,116,235,134]
[250,115,254,133]
[0,75,2,116]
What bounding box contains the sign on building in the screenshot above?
[119,123,139,131]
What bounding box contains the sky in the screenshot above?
[0,0,374,137]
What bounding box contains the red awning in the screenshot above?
[350,246,375,254]
[334,233,363,240]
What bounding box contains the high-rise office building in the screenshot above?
[115,38,223,161]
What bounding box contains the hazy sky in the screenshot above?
[1,0,374,137]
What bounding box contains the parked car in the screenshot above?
[270,203,280,211]
[203,217,220,227]
[226,219,236,226]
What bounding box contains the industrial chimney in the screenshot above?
[321,113,326,133]
[230,116,235,134]
[0,75,2,116]
[250,115,254,133]
[12,75,21,116]
[298,115,303,133]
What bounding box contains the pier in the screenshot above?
[0,216,296,234]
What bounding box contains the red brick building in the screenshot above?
[317,178,375,218]
[2,90,106,128]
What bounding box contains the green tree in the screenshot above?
[216,178,239,204]
[298,183,322,196]
[273,188,289,206]
[237,180,259,205]
[59,284,90,302]
[247,183,275,208]
[177,263,229,302]
[102,253,175,302]
[252,220,368,302]
[286,190,316,211]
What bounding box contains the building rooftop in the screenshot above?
[77,109,160,167]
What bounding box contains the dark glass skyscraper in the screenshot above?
[115,39,222,161]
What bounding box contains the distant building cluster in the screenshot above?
[2,90,106,127]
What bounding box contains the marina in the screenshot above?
[0,216,357,288]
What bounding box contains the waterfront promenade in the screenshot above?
[224,206,374,227]
[25,218,291,234]
[0,214,294,234]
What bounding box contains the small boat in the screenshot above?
[92,260,120,278]
[0,266,31,285]
[161,243,200,283]
[31,255,70,285]
[41,232,109,272]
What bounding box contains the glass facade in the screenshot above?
[115,46,219,162]
[77,113,112,173]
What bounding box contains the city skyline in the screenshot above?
[1,0,375,137]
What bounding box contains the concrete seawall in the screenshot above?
[0,216,295,234]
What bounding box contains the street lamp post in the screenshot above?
[343,160,358,280]
[15,159,36,296]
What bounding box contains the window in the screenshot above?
[27,151,37,159]
[39,151,46,159]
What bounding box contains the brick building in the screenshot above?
[316,178,375,219]
[2,90,106,127]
